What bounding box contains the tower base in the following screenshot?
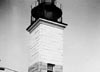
[28,62,63,72]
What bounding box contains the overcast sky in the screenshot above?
[0,0,100,72]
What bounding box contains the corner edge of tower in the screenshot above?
[26,18,68,33]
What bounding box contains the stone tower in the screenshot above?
[26,0,67,72]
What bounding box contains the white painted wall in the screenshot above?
[30,23,64,66]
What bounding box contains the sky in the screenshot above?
[0,0,100,72]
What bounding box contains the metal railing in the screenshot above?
[30,0,63,23]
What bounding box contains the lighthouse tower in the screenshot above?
[26,0,67,72]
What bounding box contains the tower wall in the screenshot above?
[27,18,67,72]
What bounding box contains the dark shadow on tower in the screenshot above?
[31,0,63,25]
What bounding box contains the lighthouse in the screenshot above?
[26,0,67,72]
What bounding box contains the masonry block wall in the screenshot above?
[27,18,67,72]
[28,62,63,72]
